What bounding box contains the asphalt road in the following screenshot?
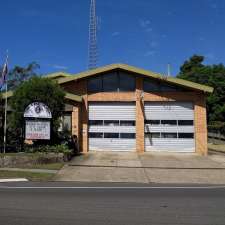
[0,182,225,225]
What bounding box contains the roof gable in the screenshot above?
[57,64,213,93]
[46,72,72,80]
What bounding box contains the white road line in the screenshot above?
[0,179,28,183]
[0,186,225,189]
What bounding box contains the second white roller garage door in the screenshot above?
[144,102,195,152]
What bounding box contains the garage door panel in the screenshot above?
[89,102,136,151]
[89,126,136,133]
[145,139,195,151]
[89,103,136,120]
[89,139,136,151]
[145,125,194,133]
[145,102,194,120]
[144,102,195,152]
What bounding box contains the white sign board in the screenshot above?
[24,102,52,119]
[25,121,50,140]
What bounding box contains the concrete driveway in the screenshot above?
[55,152,225,184]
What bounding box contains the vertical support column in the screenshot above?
[194,95,208,156]
[81,94,89,154]
[72,105,80,151]
[136,77,145,153]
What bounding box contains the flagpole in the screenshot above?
[3,52,8,154]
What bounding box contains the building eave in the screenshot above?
[65,93,83,102]
[57,63,214,94]
[45,72,72,80]
[1,90,82,103]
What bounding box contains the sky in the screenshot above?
[0,0,224,76]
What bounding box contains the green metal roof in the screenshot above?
[65,93,83,102]
[46,72,72,80]
[1,90,13,99]
[57,63,214,93]
[1,90,82,103]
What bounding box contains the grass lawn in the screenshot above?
[0,153,65,170]
[0,153,46,157]
[208,143,225,153]
[0,170,55,181]
[14,163,64,170]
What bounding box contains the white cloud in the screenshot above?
[112,32,120,37]
[205,53,215,60]
[20,9,40,17]
[167,11,174,16]
[199,37,205,41]
[139,19,153,33]
[144,50,156,57]
[210,3,218,9]
[146,27,153,32]
[150,41,158,48]
[139,19,151,28]
[52,64,68,70]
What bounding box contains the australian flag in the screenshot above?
[0,58,8,90]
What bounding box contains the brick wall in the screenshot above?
[64,77,208,155]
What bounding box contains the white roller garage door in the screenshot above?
[145,102,195,152]
[89,102,136,151]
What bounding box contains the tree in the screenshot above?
[7,62,40,90]
[0,94,3,144]
[9,77,66,146]
[177,55,225,126]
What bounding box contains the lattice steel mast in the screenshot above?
[88,0,98,70]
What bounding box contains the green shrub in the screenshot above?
[208,121,225,135]
[24,144,72,155]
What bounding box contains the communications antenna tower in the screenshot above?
[88,0,98,70]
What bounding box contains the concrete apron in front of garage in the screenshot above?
[55,152,225,184]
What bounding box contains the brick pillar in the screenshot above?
[194,95,208,156]
[81,94,89,154]
[72,105,80,151]
[136,77,145,153]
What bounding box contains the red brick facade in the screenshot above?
[62,76,208,155]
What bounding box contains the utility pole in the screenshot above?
[3,52,9,154]
[88,0,98,70]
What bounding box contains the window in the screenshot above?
[161,133,177,138]
[178,120,194,126]
[120,133,136,139]
[104,133,119,138]
[119,72,136,91]
[104,120,119,126]
[89,120,103,126]
[178,133,194,139]
[88,76,102,92]
[143,79,160,92]
[62,115,72,132]
[88,72,136,93]
[161,120,177,126]
[145,120,160,125]
[145,132,160,138]
[89,133,103,138]
[120,120,135,126]
[160,83,178,91]
[144,78,186,92]
[103,72,119,92]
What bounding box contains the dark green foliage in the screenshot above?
[177,55,225,127]
[24,144,71,154]
[9,77,65,145]
[7,62,40,90]
[0,94,3,144]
